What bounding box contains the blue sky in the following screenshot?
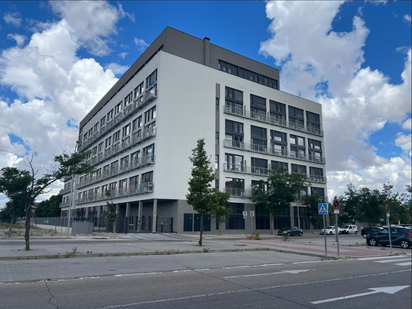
[0,1,410,205]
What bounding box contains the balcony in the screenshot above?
[78,88,158,152]
[307,175,327,184]
[60,186,72,195]
[77,155,155,189]
[224,187,252,198]
[224,105,324,137]
[223,139,325,165]
[75,182,154,205]
[59,201,71,208]
[84,127,156,168]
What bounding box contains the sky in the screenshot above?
[0,1,411,208]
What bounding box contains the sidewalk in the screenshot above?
[0,232,408,260]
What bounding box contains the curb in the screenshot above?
[0,247,340,261]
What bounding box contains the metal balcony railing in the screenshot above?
[75,183,154,205]
[59,201,71,208]
[76,155,155,189]
[60,186,72,195]
[78,88,157,152]
[223,105,324,137]
[224,187,252,198]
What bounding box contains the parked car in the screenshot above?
[278,226,303,236]
[320,226,342,235]
[340,224,358,234]
[366,227,411,249]
[361,226,384,237]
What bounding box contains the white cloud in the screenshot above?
[3,12,22,27]
[134,38,148,51]
[396,46,410,53]
[395,133,412,153]
[401,118,411,131]
[0,2,123,207]
[105,63,129,75]
[404,14,412,23]
[118,3,135,22]
[261,2,411,197]
[118,52,128,59]
[7,33,26,46]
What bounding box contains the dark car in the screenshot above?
[366,227,411,249]
[278,226,303,236]
[361,226,384,237]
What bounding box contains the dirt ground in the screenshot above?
[0,222,59,237]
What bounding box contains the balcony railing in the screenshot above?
[59,201,71,208]
[224,105,324,137]
[84,127,156,168]
[60,186,72,195]
[223,139,325,165]
[78,88,157,152]
[77,155,155,189]
[224,187,252,198]
[75,183,154,205]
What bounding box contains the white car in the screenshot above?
[320,226,342,235]
[340,224,358,234]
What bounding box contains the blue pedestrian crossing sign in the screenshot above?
[318,203,328,215]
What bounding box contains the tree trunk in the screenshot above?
[270,214,274,235]
[199,214,203,246]
[24,204,31,251]
[8,213,15,237]
[219,220,221,236]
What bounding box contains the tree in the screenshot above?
[0,149,93,251]
[211,190,231,236]
[102,191,119,235]
[302,193,321,234]
[252,168,306,234]
[186,139,218,246]
[35,194,62,217]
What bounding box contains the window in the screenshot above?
[271,161,288,170]
[100,116,106,128]
[216,98,219,111]
[88,128,93,138]
[98,142,103,153]
[310,167,323,178]
[251,157,267,174]
[225,87,243,113]
[308,139,322,162]
[251,126,267,150]
[109,182,117,192]
[311,187,325,199]
[131,151,141,165]
[110,161,118,176]
[107,109,113,122]
[219,60,278,90]
[92,146,97,156]
[134,82,144,98]
[215,155,219,170]
[225,120,243,134]
[289,106,304,129]
[102,184,108,195]
[250,95,266,110]
[143,144,154,158]
[115,102,122,115]
[113,131,120,143]
[146,70,157,89]
[124,92,133,107]
[145,106,156,123]
[119,179,127,191]
[120,156,129,169]
[132,116,142,131]
[225,153,243,171]
[271,130,286,143]
[83,133,87,142]
[269,101,286,125]
[141,171,153,183]
[130,176,139,188]
[122,124,131,137]
[105,136,111,148]
[225,178,245,196]
[226,87,243,102]
[290,135,305,146]
[291,164,306,175]
[215,132,219,146]
[290,135,305,158]
[307,111,320,124]
[94,123,99,133]
[103,165,109,176]
[308,139,322,150]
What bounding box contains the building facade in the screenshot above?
[60,27,327,234]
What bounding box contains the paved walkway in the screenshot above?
[0,232,408,260]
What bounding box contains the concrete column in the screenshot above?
[290,205,295,227]
[152,199,157,233]
[125,202,130,218]
[137,201,142,232]
[97,206,101,218]
[85,207,89,219]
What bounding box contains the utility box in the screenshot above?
[71,221,93,235]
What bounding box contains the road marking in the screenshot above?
[311,285,410,304]
[223,263,284,269]
[396,262,412,266]
[357,256,410,261]
[375,258,411,263]
[224,269,312,279]
[96,269,411,309]
[114,272,161,277]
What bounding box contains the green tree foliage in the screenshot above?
[186,139,218,246]
[302,193,322,232]
[252,168,306,234]
[212,190,231,236]
[0,149,93,250]
[0,192,26,222]
[35,194,62,217]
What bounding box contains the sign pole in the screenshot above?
[243,210,247,238]
[323,214,327,256]
[386,204,392,253]
[335,213,339,256]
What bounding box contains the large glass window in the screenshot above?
[289,106,304,130]
[250,95,266,120]
[251,157,267,174]
[306,111,321,134]
[271,161,288,170]
[141,171,153,183]
[251,125,267,151]
[225,153,243,171]
[269,101,286,125]
[225,87,243,114]
[134,82,144,98]
[308,139,322,162]
[146,70,157,89]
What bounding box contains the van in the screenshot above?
[341,224,358,234]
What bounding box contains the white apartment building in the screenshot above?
[60,27,327,234]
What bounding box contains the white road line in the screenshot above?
[114,272,161,277]
[224,269,312,279]
[223,263,284,269]
[395,262,412,266]
[375,258,412,263]
[96,269,411,309]
[357,256,410,261]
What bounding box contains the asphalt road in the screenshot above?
[0,252,410,309]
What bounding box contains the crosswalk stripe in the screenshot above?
[375,258,412,263]
[357,256,406,261]
[395,262,412,266]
